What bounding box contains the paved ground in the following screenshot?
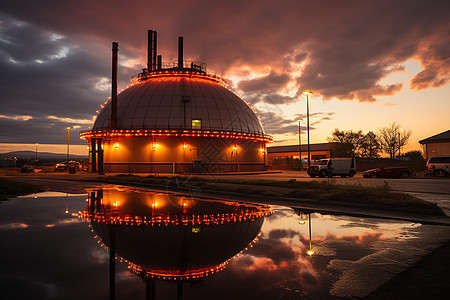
[11,170,450,193]
[363,239,450,299]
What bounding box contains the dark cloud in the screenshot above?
[238,71,290,93]
[0,13,136,145]
[0,0,448,144]
[255,109,334,135]
[246,93,296,105]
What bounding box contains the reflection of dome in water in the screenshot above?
[79,188,272,280]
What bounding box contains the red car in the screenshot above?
[362,166,412,178]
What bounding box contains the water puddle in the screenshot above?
[0,187,448,299]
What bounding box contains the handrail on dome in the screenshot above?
[130,61,228,87]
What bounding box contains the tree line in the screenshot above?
[327,122,423,159]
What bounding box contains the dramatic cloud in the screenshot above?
[238,71,290,93]
[0,0,448,144]
[255,108,334,135]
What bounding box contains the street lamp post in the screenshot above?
[302,90,313,168]
[298,119,303,171]
[67,127,70,172]
[35,143,38,162]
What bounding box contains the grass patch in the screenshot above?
[97,174,443,214]
[0,178,46,200]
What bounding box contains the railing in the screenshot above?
[130,61,227,87]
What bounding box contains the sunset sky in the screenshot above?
[0,0,449,155]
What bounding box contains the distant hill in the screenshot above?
[0,151,88,160]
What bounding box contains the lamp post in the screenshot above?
[35,143,38,162]
[298,119,303,171]
[306,213,314,256]
[302,90,313,168]
[67,127,70,171]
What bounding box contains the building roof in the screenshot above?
[93,75,264,135]
[419,130,450,144]
[267,143,330,153]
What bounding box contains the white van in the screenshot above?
[426,156,450,177]
[307,158,356,178]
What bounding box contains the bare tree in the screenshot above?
[378,122,412,159]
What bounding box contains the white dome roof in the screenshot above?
[93,75,264,134]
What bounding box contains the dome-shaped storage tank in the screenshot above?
[81,31,272,173]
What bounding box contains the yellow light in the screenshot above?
[298,220,306,225]
[67,127,71,130]
[192,119,201,129]
[302,90,313,95]
[152,138,157,149]
[114,143,119,149]
[307,249,314,256]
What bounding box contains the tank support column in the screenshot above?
[97,139,104,173]
[91,139,97,172]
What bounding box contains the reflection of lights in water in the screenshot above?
[79,188,272,282]
[308,213,313,257]
[65,194,69,214]
[294,209,313,256]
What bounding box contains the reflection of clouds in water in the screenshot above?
[117,270,136,281]
[265,208,293,221]
[327,259,354,272]
[2,276,59,298]
[250,237,301,265]
[311,244,336,256]
[0,222,28,229]
[230,228,320,294]
[339,221,380,230]
[320,232,385,247]
[91,249,108,264]
[268,228,299,239]
[55,218,80,226]
[43,218,80,229]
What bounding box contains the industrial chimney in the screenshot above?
[147,30,152,70]
[157,55,162,69]
[152,31,157,70]
[178,36,183,68]
[110,42,118,130]
[147,30,157,70]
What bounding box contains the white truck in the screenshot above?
[426,156,450,177]
[307,158,356,178]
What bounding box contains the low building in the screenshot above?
[267,143,330,169]
[419,130,450,159]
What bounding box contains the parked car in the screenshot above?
[56,161,82,172]
[307,158,356,178]
[425,156,450,177]
[20,165,35,173]
[362,166,412,178]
